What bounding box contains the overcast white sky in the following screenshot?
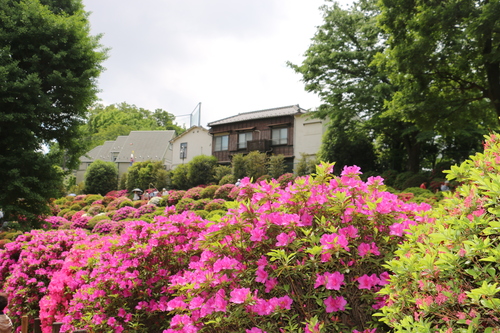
[82,0,352,127]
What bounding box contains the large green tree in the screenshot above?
[377,0,500,134]
[291,0,487,172]
[84,103,185,150]
[0,0,106,225]
[289,0,426,172]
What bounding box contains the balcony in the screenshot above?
[247,139,272,153]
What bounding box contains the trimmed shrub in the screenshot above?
[218,174,236,185]
[84,194,103,205]
[204,199,226,212]
[117,199,133,209]
[200,185,220,199]
[175,198,195,212]
[167,190,186,206]
[194,210,209,219]
[183,187,204,200]
[214,184,236,200]
[277,172,294,188]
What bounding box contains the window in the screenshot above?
[214,135,229,151]
[180,142,187,160]
[111,152,119,162]
[238,132,253,149]
[272,128,288,145]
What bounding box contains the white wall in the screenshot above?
[171,127,212,169]
[293,114,328,165]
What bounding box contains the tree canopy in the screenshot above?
[0,0,106,225]
[377,0,500,134]
[83,102,185,151]
[290,0,490,173]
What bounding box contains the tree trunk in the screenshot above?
[403,132,421,173]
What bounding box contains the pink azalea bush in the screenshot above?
[378,133,500,332]
[55,212,208,333]
[162,163,432,332]
[0,229,89,329]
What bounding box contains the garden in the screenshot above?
[1,134,500,333]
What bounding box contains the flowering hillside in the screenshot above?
[0,163,433,332]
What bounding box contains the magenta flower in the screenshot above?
[320,233,349,251]
[324,296,347,312]
[246,328,265,333]
[357,242,380,257]
[357,274,381,290]
[230,288,251,304]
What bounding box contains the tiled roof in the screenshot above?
[208,105,304,126]
[115,130,176,163]
[95,141,115,161]
[111,136,128,152]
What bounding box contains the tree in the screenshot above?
[126,161,169,192]
[377,0,500,134]
[84,160,118,195]
[245,151,268,181]
[267,154,286,179]
[288,0,427,172]
[187,155,218,187]
[0,0,106,225]
[84,103,185,150]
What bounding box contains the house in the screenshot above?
[207,105,327,171]
[75,130,176,184]
[169,126,212,169]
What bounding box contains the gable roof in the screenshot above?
[170,126,209,143]
[115,130,176,163]
[111,136,128,153]
[208,105,305,126]
[95,141,115,161]
[80,145,103,163]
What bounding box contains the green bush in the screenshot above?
[402,173,429,189]
[187,155,218,187]
[206,209,227,221]
[175,198,195,212]
[245,151,268,180]
[117,200,133,209]
[170,164,190,190]
[232,153,246,180]
[84,160,118,195]
[213,165,232,184]
[218,174,236,185]
[84,195,103,205]
[267,154,286,179]
[194,210,209,219]
[200,185,220,199]
[393,171,415,190]
[87,214,110,230]
[379,133,500,332]
[402,187,432,196]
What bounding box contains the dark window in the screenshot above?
[180,142,187,159]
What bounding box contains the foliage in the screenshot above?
[84,160,118,195]
[167,190,186,206]
[200,185,220,199]
[294,153,317,176]
[378,133,500,331]
[267,154,287,179]
[214,184,236,201]
[171,164,190,190]
[83,102,184,150]
[377,0,500,133]
[126,160,169,192]
[213,165,232,184]
[277,173,295,189]
[219,174,236,186]
[183,187,204,200]
[232,154,246,180]
[186,155,218,187]
[0,0,106,224]
[245,151,268,181]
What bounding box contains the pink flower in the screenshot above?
[357,242,380,257]
[246,328,265,333]
[230,288,251,304]
[320,233,349,252]
[250,227,267,242]
[357,274,380,290]
[324,296,347,312]
[275,231,296,246]
[255,266,268,283]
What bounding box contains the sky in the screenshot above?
[82,0,352,128]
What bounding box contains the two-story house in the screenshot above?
[207,105,327,171]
